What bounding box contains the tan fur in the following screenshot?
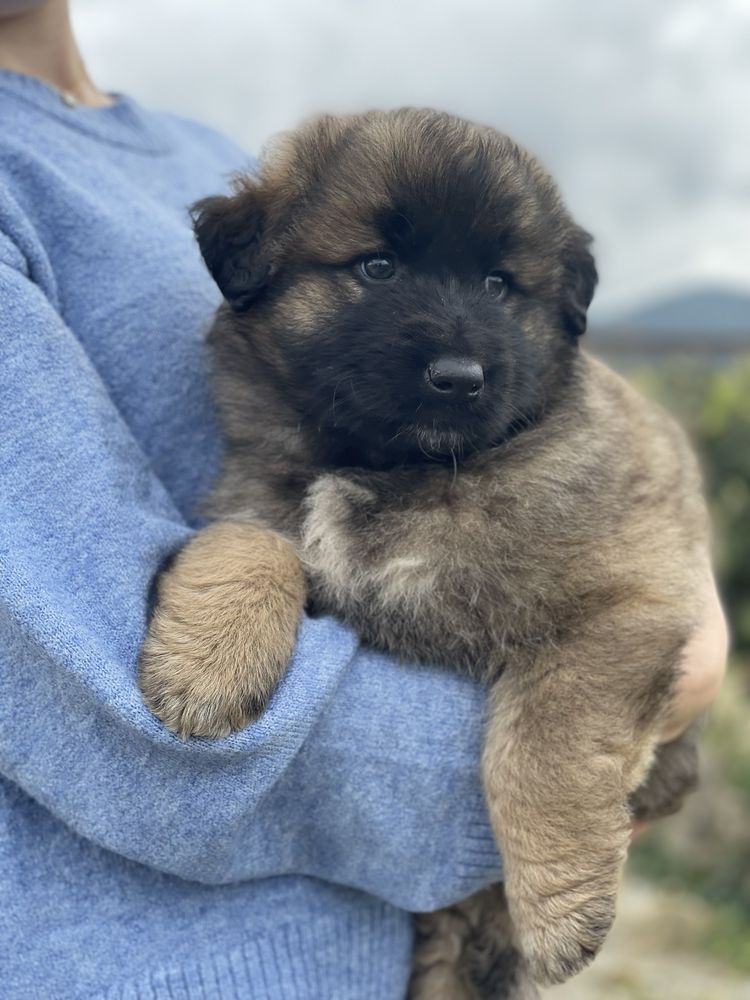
[273,274,342,335]
[139,522,305,737]
[139,110,709,995]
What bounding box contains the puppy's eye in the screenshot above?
[361,254,396,281]
[484,271,508,298]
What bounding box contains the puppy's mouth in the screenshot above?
[419,424,464,454]
[311,369,516,466]
[396,421,476,459]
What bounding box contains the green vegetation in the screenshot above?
[630,670,750,972]
[631,353,750,656]
[612,348,750,972]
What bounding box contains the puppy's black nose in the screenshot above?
[425,357,484,400]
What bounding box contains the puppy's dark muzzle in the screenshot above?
[425,357,485,401]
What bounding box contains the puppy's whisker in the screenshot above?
[385,425,408,448]
[330,376,346,427]
[415,431,442,463]
[449,448,458,485]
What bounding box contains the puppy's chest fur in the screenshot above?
[212,349,707,683]
[299,464,588,677]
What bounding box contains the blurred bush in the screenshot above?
[630,353,750,657]
[630,671,750,973]
[609,348,750,973]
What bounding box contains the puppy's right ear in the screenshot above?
[560,225,598,338]
[191,186,271,312]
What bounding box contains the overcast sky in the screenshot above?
[73,0,750,318]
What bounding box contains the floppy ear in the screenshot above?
[561,227,598,337]
[191,185,271,313]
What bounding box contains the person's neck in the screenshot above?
[0,0,112,108]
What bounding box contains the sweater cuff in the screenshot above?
[450,798,503,904]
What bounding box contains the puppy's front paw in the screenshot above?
[139,522,306,738]
[139,610,281,739]
[512,888,616,985]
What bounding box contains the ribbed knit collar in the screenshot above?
[0,70,173,154]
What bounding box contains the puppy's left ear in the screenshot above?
[191,183,272,313]
[561,227,598,337]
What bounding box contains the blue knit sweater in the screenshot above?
[0,72,501,999]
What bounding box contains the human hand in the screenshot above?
[631,570,728,840]
[660,570,729,744]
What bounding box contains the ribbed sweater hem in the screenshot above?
[103,905,412,1000]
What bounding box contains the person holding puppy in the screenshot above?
[0,1,727,998]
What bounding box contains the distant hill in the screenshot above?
[593,287,750,340]
[591,287,750,354]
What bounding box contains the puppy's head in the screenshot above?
[193,109,596,466]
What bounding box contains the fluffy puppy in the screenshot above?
[139,109,707,997]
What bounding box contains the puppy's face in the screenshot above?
[194,110,597,467]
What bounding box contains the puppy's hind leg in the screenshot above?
[628,722,700,821]
[463,887,541,1000]
[409,906,477,1000]
[409,888,539,1000]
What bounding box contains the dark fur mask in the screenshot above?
[192,109,597,468]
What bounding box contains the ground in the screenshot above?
[544,670,750,1000]
[544,878,750,1000]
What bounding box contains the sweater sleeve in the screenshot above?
[0,247,501,913]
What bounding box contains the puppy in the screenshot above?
[140,109,707,997]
